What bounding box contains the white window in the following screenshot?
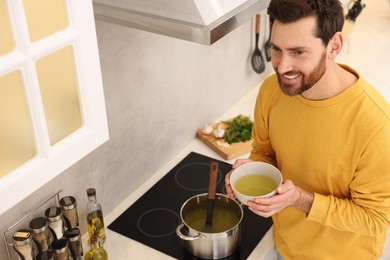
[0,0,108,214]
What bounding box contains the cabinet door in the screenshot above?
[0,0,108,214]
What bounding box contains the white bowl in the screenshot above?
[230,162,282,205]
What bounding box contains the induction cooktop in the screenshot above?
[108,152,273,259]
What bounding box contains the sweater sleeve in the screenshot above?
[308,124,390,236]
[249,79,277,166]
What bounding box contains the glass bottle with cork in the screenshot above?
[86,188,106,243]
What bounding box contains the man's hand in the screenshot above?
[224,158,253,200]
[247,180,314,218]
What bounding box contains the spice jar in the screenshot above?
[12,229,34,260]
[65,228,83,259]
[29,217,50,253]
[51,238,69,260]
[59,196,79,229]
[45,206,64,240]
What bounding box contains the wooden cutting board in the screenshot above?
[196,122,253,160]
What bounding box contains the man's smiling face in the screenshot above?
[270,16,328,96]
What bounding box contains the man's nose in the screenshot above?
[275,54,293,74]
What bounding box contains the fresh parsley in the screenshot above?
[223,115,253,144]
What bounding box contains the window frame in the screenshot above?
[0,0,109,214]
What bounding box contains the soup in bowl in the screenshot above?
[230,162,282,205]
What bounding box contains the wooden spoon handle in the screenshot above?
[208,162,219,200]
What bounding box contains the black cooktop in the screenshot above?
[108,152,273,259]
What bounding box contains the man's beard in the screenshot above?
[276,51,327,97]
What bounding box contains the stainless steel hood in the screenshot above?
[93,0,270,45]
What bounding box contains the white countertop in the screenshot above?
[101,84,278,259]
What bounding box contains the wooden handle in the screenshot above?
[255,14,260,34]
[207,162,219,200]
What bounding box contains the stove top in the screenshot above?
[108,152,273,259]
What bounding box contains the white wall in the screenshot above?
[0,15,271,258]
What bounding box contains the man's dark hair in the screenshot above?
[267,0,344,46]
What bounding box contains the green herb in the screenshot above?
[223,115,254,144]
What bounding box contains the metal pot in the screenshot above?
[176,193,243,259]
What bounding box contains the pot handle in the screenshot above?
[176,223,205,241]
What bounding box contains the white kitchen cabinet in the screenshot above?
[0,0,108,214]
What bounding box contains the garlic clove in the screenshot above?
[202,124,213,135]
[216,140,230,148]
[213,124,225,138]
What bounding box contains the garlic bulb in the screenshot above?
[202,124,213,135]
[213,124,225,139]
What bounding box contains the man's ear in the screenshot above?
[328,32,343,59]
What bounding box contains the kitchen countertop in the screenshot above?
[101,83,278,259]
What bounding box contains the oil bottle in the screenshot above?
[86,188,106,243]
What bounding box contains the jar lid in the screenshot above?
[13,229,32,246]
[51,238,68,253]
[29,217,48,233]
[45,206,62,221]
[36,251,53,260]
[64,228,80,241]
[59,196,76,210]
[87,188,96,197]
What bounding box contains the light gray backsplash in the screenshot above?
[0,17,270,258]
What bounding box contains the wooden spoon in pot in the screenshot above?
[205,162,219,226]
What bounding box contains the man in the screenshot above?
[225,0,390,259]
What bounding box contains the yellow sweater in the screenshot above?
[249,65,390,259]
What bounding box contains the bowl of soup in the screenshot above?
[230,162,282,205]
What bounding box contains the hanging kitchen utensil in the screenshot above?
[251,14,266,74]
[342,0,366,40]
[264,15,272,62]
[205,162,218,226]
[346,0,366,22]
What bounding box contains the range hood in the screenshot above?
[93,0,270,45]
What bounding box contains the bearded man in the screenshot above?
[225,0,390,259]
